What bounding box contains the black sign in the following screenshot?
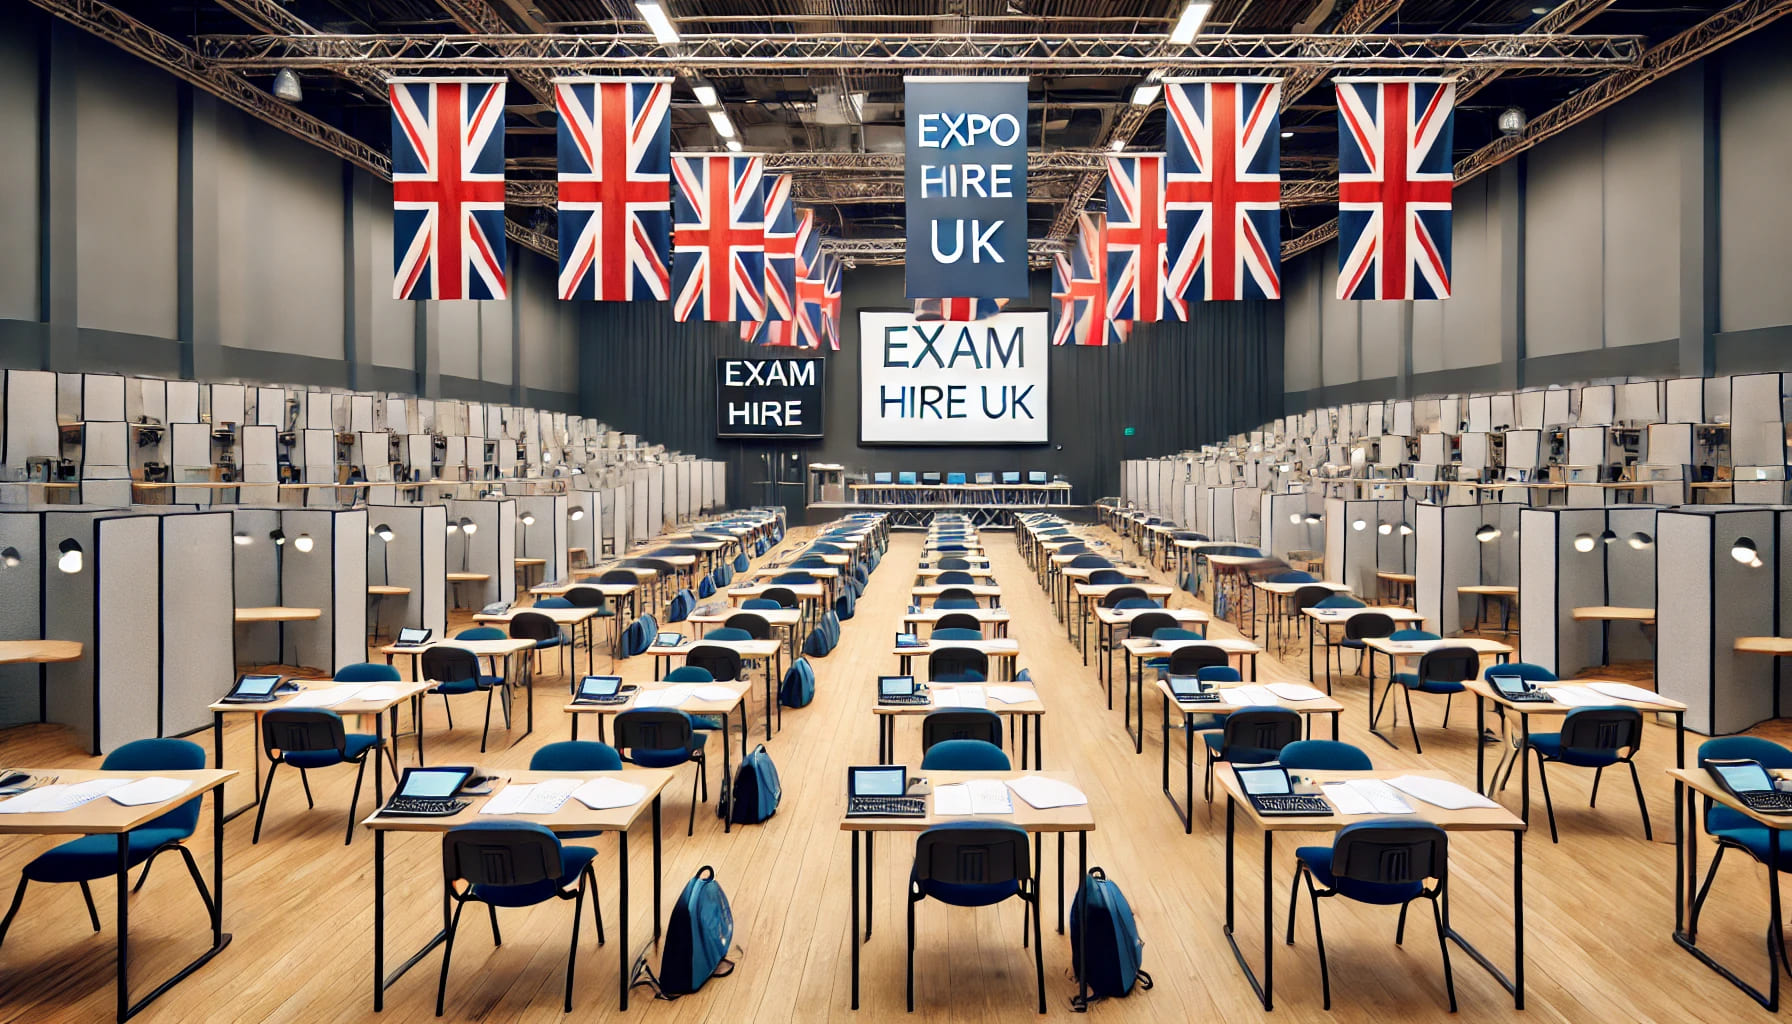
[716,357,826,439]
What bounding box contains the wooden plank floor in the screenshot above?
[0,523,1785,1023]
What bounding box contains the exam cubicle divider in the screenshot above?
[446,497,517,610]
[631,478,651,548]
[608,486,631,558]
[1323,497,1415,597]
[230,506,369,672]
[1415,500,1522,638]
[513,493,570,582]
[1260,491,1325,563]
[0,509,46,728]
[1518,504,1661,678]
[366,503,447,640]
[648,466,667,534]
[3,369,58,470]
[567,489,602,565]
[1656,506,1792,735]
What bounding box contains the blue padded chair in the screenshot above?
[1112,597,1162,611]
[456,625,510,676]
[597,569,639,586]
[421,645,508,754]
[509,610,569,679]
[934,571,976,585]
[562,589,615,629]
[1526,706,1650,842]
[922,739,1011,771]
[0,739,209,949]
[1379,641,1477,753]
[762,587,799,609]
[937,557,971,570]
[612,709,708,835]
[1287,822,1454,1011]
[1279,740,1373,771]
[1481,664,1558,790]
[1268,570,1318,584]
[928,647,988,683]
[935,597,980,610]
[253,709,380,845]
[1329,610,1395,685]
[791,556,831,570]
[932,543,968,553]
[1690,737,1792,961]
[722,614,772,640]
[703,627,753,643]
[1087,569,1131,585]
[741,598,781,611]
[1066,554,1111,569]
[531,741,622,850]
[1056,542,1087,556]
[1099,586,1147,608]
[436,823,599,1014]
[772,571,816,585]
[337,662,400,684]
[536,597,573,609]
[921,709,1003,752]
[1315,594,1365,610]
[930,627,984,642]
[1203,707,1302,802]
[908,823,1043,1012]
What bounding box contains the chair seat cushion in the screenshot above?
[1202,733,1280,764]
[283,733,380,768]
[533,637,563,649]
[1390,672,1465,695]
[1339,639,1366,649]
[628,737,707,769]
[430,676,502,696]
[915,876,1020,907]
[24,828,191,883]
[470,845,597,907]
[1296,846,1425,905]
[690,714,726,731]
[1527,733,1623,768]
[1710,827,1792,872]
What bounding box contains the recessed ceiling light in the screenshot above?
[691,82,718,107]
[725,139,743,152]
[1130,83,1162,107]
[708,109,736,138]
[1280,130,1294,139]
[1109,139,1126,151]
[1168,1,1214,45]
[636,2,680,45]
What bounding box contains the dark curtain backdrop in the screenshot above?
[580,265,1282,512]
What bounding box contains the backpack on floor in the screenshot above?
[697,573,717,599]
[834,587,857,621]
[822,610,841,647]
[621,613,658,658]
[733,552,751,573]
[632,866,736,999]
[802,625,834,658]
[721,744,781,824]
[754,538,769,557]
[667,588,696,622]
[779,657,816,708]
[1070,867,1151,1008]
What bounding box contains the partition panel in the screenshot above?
[0,512,43,727]
[158,511,234,737]
[96,515,161,753]
[43,511,102,751]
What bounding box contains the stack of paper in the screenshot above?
[108,777,191,807]
[689,685,741,703]
[985,686,1037,705]
[1386,775,1498,810]
[635,685,695,709]
[481,778,581,816]
[1218,685,1279,706]
[934,779,1014,816]
[572,777,648,810]
[354,684,400,702]
[1545,685,1609,708]
[284,687,357,708]
[1322,779,1415,815]
[935,686,987,709]
[1587,682,1662,704]
[0,778,129,814]
[1266,683,1327,702]
[1007,775,1088,809]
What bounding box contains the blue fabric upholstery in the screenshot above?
[431,675,499,695]
[336,662,401,682]
[535,597,573,609]
[1390,629,1439,642]
[1484,662,1557,683]
[627,730,709,768]
[469,844,598,907]
[1315,594,1365,610]
[935,598,979,609]
[921,739,1011,771]
[663,667,714,682]
[1528,730,1625,768]
[1279,740,1372,771]
[931,628,984,641]
[1295,846,1424,905]
[705,627,753,641]
[22,739,206,883]
[456,627,507,641]
[1390,671,1467,695]
[1700,737,1792,836]
[911,821,1024,906]
[531,741,622,771]
[1112,597,1162,610]
[283,732,379,768]
[741,598,780,610]
[1269,571,1317,583]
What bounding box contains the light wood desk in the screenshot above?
[1461,584,1520,633]
[1250,579,1352,641]
[891,637,1021,680]
[1069,581,1175,651]
[0,639,81,666]
[1091,605,1209,690]
[378,636,539,743]
[910,582,1003,608]
[0,768,235,1021]
[364,769,674,1012]
[872,683,1045,768]
[648,637,783,740]
[1156,680,1343,831]
[233,606,321,623]
[901,606,1011,638]
[564,682,750,827]
[1300,605,1427,690]
[1737,637,1792,719]
[1361,636,1514,750]
[366,585,410,597]
[1377,570,1418,607]
[1573,605,1656,622]
[840,769,1095,1010]
[1216,766,1526,1011]
[474,604,606,678]
[1117,637,1265,749]
[688,605,803,660]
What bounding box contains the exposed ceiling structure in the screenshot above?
[31,0,1789,265]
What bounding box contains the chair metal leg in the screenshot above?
[489,904,502,945]
[298,767,315,808]
[1308,875,1331,1009]
[131,849,159,893]
[1402,687,1422,753]
[1432,892,1458,1012]
[0,877,27,946]
[1442,693,1453,728]
[252,760,279,843]
[1284,865,1303,944]
[687,762,700,837]
[1203,746,1215,803]
[586,865,605,944]
[170,843,217,922]
[436,898,466,1017]
[564,882,584,1012]
[442,693,454,729]
[906,894,917,1013]
[481,688,495,754]
[1032,889,1046,1014]
[1373,680,1397,731]
[1627,759,1654,841]
[1535,750,1560,843]
[345,757,368,846]
[1397,899,1410,944]
[1590,766,1604,807]
[1689,845,1727,941]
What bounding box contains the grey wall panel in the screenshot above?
[1601,83,1681,348]
[1319,243,1360,385]
[1719,21,1792,334]
[1655,512,1713,731]
[481,301,513,385]
[1283,256,1321,391]
[1359,302,1402,382]
[518,252,569,392]
[1440,176,1496,370]
[44,511,100,752]
[75,39,178,337]
[1524,122,1604,357]
[362,171,416,371]
[0,23,39,321]
[158,512,233,738]
[96,515,160,753]
[437,302,480,380]
[0,513,43,727]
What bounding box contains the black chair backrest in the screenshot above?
[1125,612,1179,640]
[1290,585,1337,615]
[1560,707,1645,756]
[1417,646,1481,684]
[508,611,560,642]
[564,586,609,609]
[612,710,695,755]
[722,613,772,639]
[935,571,976,584]
[937,557,971,569]
[935,612,984,632]
[929,646,990,681]
[631,558,677,575]
[421,646,482,686]
[1220,708,1303,759]
[1166,645,1230,675]
[921,709,1003,751]
[1100,586,1147,608]
[913,825,1031,886]
[685,645,744,682]
[1331,824,1448,887]
[262,710,346,758]
[598,570,639,586]
[763,587,799,608]
[442,825,561,889]
[937,587,977,604]
[1345,612,1397,641]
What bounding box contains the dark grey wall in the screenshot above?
[580,264,1281,510]
[1282,19,1792,414]
[0,9,580,411]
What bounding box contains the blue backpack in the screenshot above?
[802,625,833,657]
[697,573,717,599]
[754,538,768,557]
[732,552,750,573]
[834,587,856,621]
[1070,868,1151,1007]
[620,613,657,658]
[667,588,696,622]
[722,744,780,824]
[779,657,815,708]
[634,866,735,998]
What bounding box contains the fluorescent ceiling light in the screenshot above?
[1280,130,1294,138]
[1168,2,1214,45]
[1109,139,1126,151]
[725,139,743,152]
[636,2,680,45]
[709,109,736,138]
[691,82,718,107]
[1130,84,1162,107]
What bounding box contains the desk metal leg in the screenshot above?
[850,831,861,1009]
[618,828,630,1011]
[1220,797,1274,1010]
[371,828,449,1012]
[1675,782,1783,1009]
[1438,827,1526,1008]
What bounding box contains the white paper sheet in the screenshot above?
[1322,779,1415,816]
[480,778,581,816]
[353,685,400,702]
[634,685,695,709]
[1386,775,1498,810]
[689,685,741,703]
[283,687,358,708]
[1006,775,1087,810]
[985,686,1037,705]
[1266,683,1327,702]
[934,686,987,709]
[572,777,648,810]
[1219,685,1278,706]
[107,777,191,807]
[1545,685,1609,708]
[1586,682,1663,704]
[0,779,129,814]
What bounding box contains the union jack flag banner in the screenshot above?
[791,234,828,350]
[1051,254,1078,347]
[554,77,671,301]
[672,154,766,321]
[1335,78,1455,300]
[794,208,820,281]
[914,297,1008,322]
[740,318,800,347]
[391,78,508,300]
[1055,212,1129,346]
[761,174,798,322]
[1105,154,1185,322]
[1164,79,1283,301]
[821,254,843,350]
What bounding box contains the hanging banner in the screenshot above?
[904,76,1029,301]
[859,309,1048,444]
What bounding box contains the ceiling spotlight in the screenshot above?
[272,68,303,103]
[1599,529,1618,545]
[1130,83,1162,107]
[1475,524,1500,543]
[1280,130,1294,139]
[520,512,537,527]
[232,531,253,546]
[375,523,395,542]
[1168,1,1214,45]
[270,529,287,548]
[57,539,83,574]
[1573,533,1596,553]
[1498,107,1527,135]
[1732,537,1759,565]
[1109,139,1127,151]
[570,507,586,521]
[1627,532,1653,550]
[0,546,19,568]
[636,1,681,45]
[1352,519,1367,532]
[1377,522,1393,536]
[294,533,315,553]
[1398,522,1414,536]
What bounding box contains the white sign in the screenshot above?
[859,310,1048,444]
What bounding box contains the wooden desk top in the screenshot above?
[209,679,434,715]
[1573,606,1656,623]
[535,580,637,597]
[514,557,547,567]
[892,639,1020,657]
[1216,767,1526,834]
[573,565,658,581]
[838,769,1092,833]
[729,583,826,600]
[0,769,235,835]
[688,608,803,626]
[902,608,1012,622]
[378,636,536,657]
[475,605,602,625]
[363,769,674,834]
[1302,605,1426,624]
[1207,554,1275,569]
[1376,571,1418,583]
[913,566,999,579]
[1120,636,1265,657]
[1093,606,1210,624]
[1459,585,1518,597]
[1061,565,1150,582]
[911,583,1003,596]
[873,683,1044,716]
[1155,678,1344,716]
[1736,637,1792,656]
[1666,767,1792,829]
[0,640,83,665]
[1254,580,1352,595]
[563,680,748,717]
[235,606,322,623]
[445,572,491,582]
[1363,636,1514,657]
[1073,582,1174,597]
[367,585,412,596]
[1462,677,1685,714]
[652,638,782,658]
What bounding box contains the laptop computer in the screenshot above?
[393,626,432,648]
[1001,471,1020,484]
[379,765,477,817]
[219,673,285,704]
[572,674,628,705]
[1233,764,1333,816]
[946,472,966,485]
[652,631,685,649]
[844,765,925,817]
[895,632,925,648]
[1166,675,1222,704]
[922,472,942,485]
[1488,673,1554,703]
[873,472,893,484]
[1705,759,1792,814]
[974,472,994,484]
[1028,471,1048,484]
[878,674,929,706]
[898,472,918,485]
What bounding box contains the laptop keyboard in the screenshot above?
[878,695,931,706]
[847,796,926,817]
[1743,791,1792,814]
[382,797,469,817]
[1251,794,1333,815]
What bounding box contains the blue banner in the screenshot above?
[904,77,1029,300]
